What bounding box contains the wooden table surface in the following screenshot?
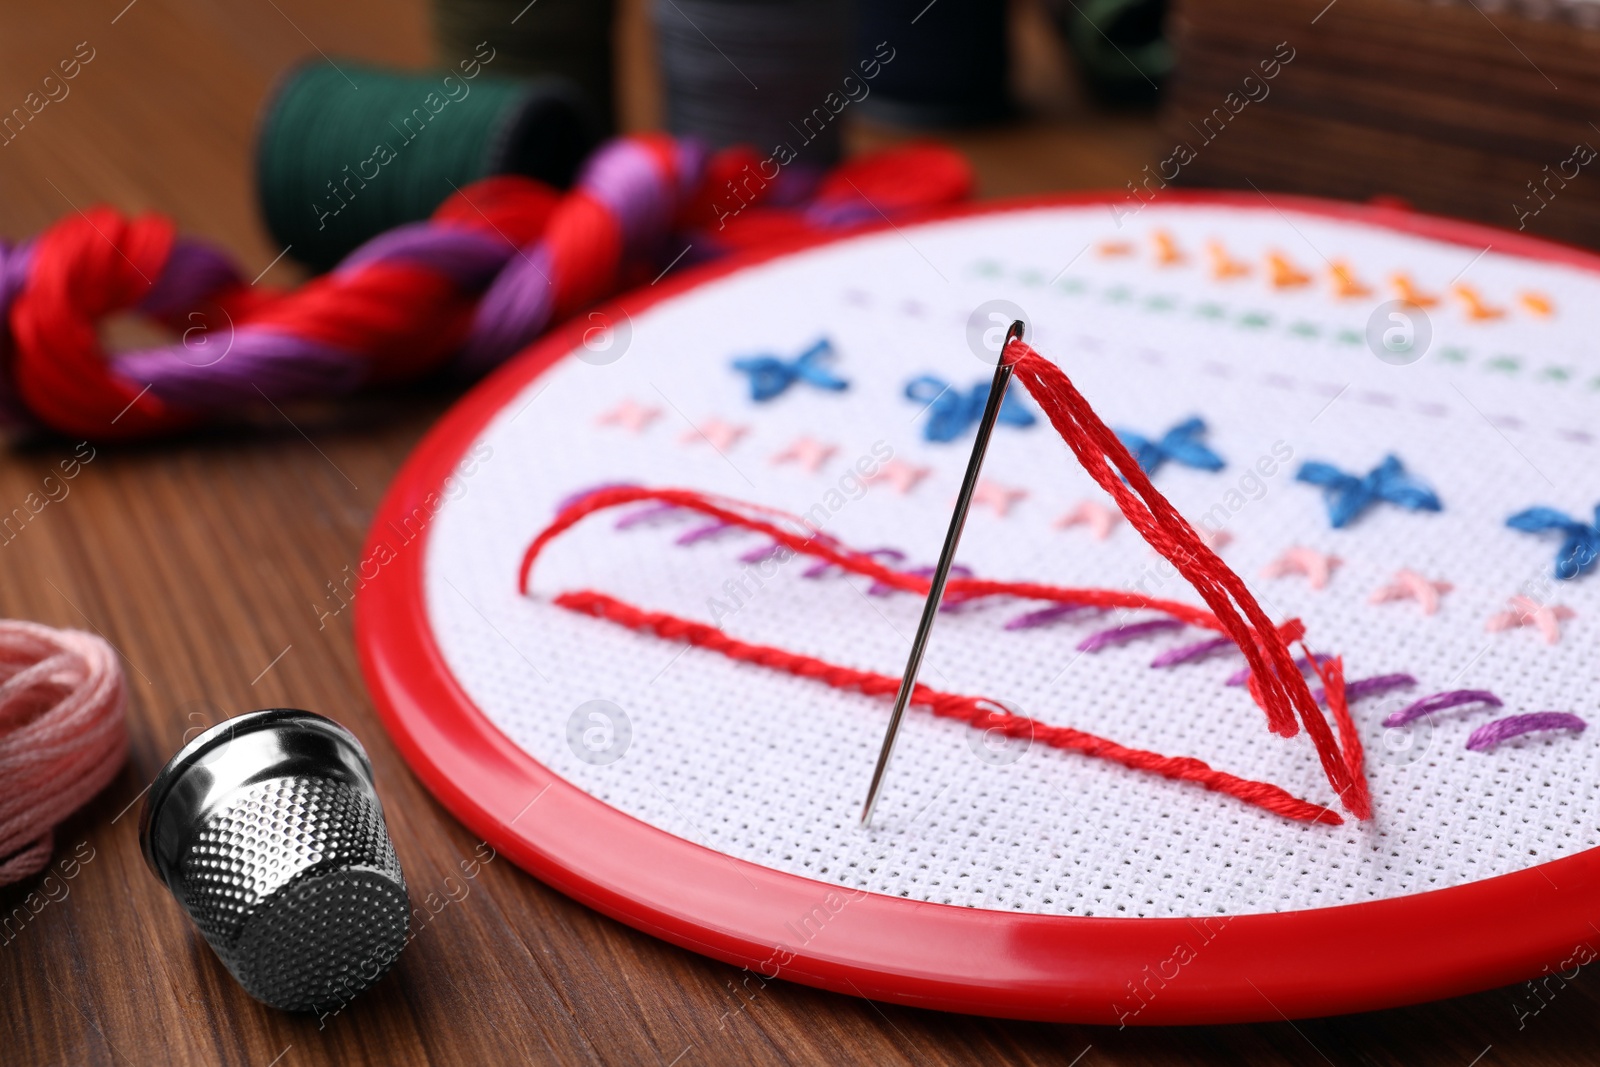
[1,1,1596,1064]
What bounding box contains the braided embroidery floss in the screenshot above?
[0,620,128,885]
[5,136,691,439]
[691,141,974,256]
[2,134,970,440]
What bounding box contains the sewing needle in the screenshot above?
[859,320,1025,827]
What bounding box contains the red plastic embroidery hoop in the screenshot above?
[357,192,1600,1024]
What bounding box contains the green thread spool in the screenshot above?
[433,0,616,131]
[256,59,600,272]
[1043,0,1171,105]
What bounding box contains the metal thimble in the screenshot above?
[139,708,410,1013]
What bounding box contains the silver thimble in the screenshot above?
[139,708,410,1013]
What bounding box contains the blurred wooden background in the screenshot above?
[0,1,1596,1064]
[1165,0,1600,249]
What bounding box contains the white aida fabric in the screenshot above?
[425,202,1600,918]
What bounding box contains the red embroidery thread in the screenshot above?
[556,590,1342,825]
[518,342,1372,821]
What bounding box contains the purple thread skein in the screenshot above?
[456,138,699,376]
[0,240,37,427]
[99,138,707,410]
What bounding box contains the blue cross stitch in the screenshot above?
[731,337,848,402]
[1506,504,1600,580]
[1296,454,1442,528]
[903,374,1036,442]
[1114,417,1225,475]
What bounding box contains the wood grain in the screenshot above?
[1163,0,1600,248]
[0,1,1596,1064]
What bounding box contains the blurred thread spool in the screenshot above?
[655,0,849,167]
[140,709,410,1013]
[1042,0,1170,105]
[257,61,600,272]
[433,0,617,131]
[856,0,1011,128]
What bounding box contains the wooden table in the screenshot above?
[1,1,1595,1064]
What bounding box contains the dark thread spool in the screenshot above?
[433,0,617,130]
[655,0,850,166]
[1042,0,1170,105]
[856,0,1011,128]
[256,60,599,273]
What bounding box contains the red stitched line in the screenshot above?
[519,487,1223,627]
[516,342,1372,821]
[1010,344,1371,820]
[1308,651,1367,809]
[555,589,1342,825]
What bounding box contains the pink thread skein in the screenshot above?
[0,620,128,885]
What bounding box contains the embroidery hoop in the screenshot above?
[358,192,1600,1024]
